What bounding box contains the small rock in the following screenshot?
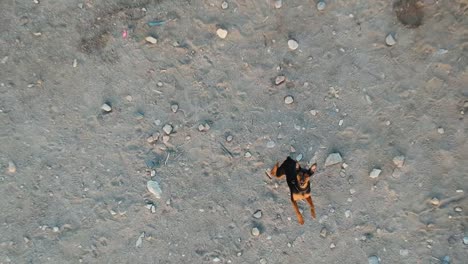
[437,127,445,134]
[349,188,356,195]
[393,155,405,168]
[442,256,450,264]
[72,59,78,68]
[147,135,157,144]
[216,28,228,39]
[368,256,380,264]
[274,0,282,9]
[145,36,157,44]
[369,169,381,179]
[226,135,233,142]
[125,95,133,101]
[221,1,228,9]
[348,175,355,185]
[310,110,318,116]
[345,210,351,218]
[198,123,210,132]
[259,258,267,264]
[171,104,179,113]
[251,227,260,236]
[253,210,262,219]
[342,163,348,169]
[154,119,161,125]
[213,257,221,263]
[385,33,396,46]
[162,135,170,144]
[157,82,163,87]
[266,141,276,148]
[163,124,173,135]
[101,103,112,112]
[7,161,16,173]
[52,226,60,233]
[275,75,286,85]
[454,206,462,212]
[320,227,328,238]
[430,197,440,206]
[135,232,145,248]
[330,243,336,249]
[147,180,162,199]
[392,168,402,178]
[284,95,294,104]
[339,119,343,126]
[339,170,346,177]
[244,152,252,158]
[399,249,409,256]
[325,153,342,167]
[317,1,326,11]
[296,154,303,161]
[288,39,299,50]
[463,236,468,245]
[150,205,156,213]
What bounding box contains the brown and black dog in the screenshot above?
[270,156,317,225]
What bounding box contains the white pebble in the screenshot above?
[52,226,60,233]
[310,110,317,116]
[437,127,445,134]
[330,243,336,249]
[317,1,326,11]
[163,124,173,135]
[369,169,381,179]
[342,163,348,169]
[221,1,228,9]
[274,0,282,9]
[151,205,156,213]
[430,197,440,206]
[125,95,133,101]
[253,210,262,219]
[145,36,157,44]
[385,33,396,46]
[275,75,286,85]
[454,206,462,212]
[216,28,228,39]
[135,232,145,248]
[260,258,267,264]
[288,39,299,50]
[284,95,294,104]
[101,103,112,112]
[345,210,351,218]
[266,141,276,148]
[226,135,233,142]
[72,59,78,68]
[339,119,343,126]
[171,104,179,113]
[325,153,342,167]
[349,188,356,195]
[147,180,162,199]
[7,161,16,173]
[244,152,252,158]
[157,82,163,87]
[213,257,221,263]
[251,227,260,236]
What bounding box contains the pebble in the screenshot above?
[349,188,356,195]
[147,134,158,144]
[329,243,336,249]
[226,135,233,142]
[150,205,156,213]
[157,82,163,87]
[221,1,228,9]
[198,123,210,132]
[253,210,262,219]
[251,227,260,236]
[284,96,294,104]
[125,95,133,101]
[266,141,276,148]
[339,170,346,177]
[369,169,381,179]
[101,103,112,112]
[320,227,328,238]
[392,168,402,178]
[274,0,282,8]
[342,163,348,169]
[437,127,445,134]
[145,36,157,44]
[213,257,221,262]
[171,104,179,113]
[162,135,170,144]
[463,236,468,245]
[368,256,380,264]
[288,39,299,50]
[430,197,440,206]
[216,28,228,39]
[296,154,303,161]
[316,1,326,11]
[52,226,60,233]
[275,75,286,85]
[260,259,267,264]
[163,124,173,135]
[454,206,462,212]
[393,155,405,168]
[244,152,252,158]
[345,210,351,218]
[325,153,342,167]
[147,180,162,199]
[72,59,78,68]
[135,232,145,248]
[7,161,16,173]
[339,119,343,126]
[310,110,318,116]
[399,249,409,256]
[385,33,396,46]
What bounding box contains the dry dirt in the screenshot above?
[1,0,467,263]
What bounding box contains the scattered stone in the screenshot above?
[385,33,396,46]
[339,119,343,126]
[162,135,170,144]
[442,256,450,264]
[274,0,282,9]
[430,197,440,206]
[349,188,356,195]
[296,154,303,161]
[275,75,286,85]
[7,161,16,173]
[213,257,221,262]
[437,127,445,134]
[463,236,468,245]
[393,155,405,168]
[320,227,328,238]
[147,180,162,199]
[198,123,210,132]
[325,153,342,167]
[125,95,133,101]
[368,256,380,264]
[342,163,348,169]
[150,205,156,213]
[135,232,145,248]
[345,210,351,218]
[157,82,163,87]
[216,28,228,39]
[284,95,294,104]
[310,110,318,116]
[221,1,228,9]
[340,170,346,177]
[348,175,355,185]
[253,210,262,219]
[251,227,260,236]
[330,243,336,249]
[244,152,252,158]
[163,124,173,135]
[101,103,112,112]
[171,104,179,113]
[317,1,326,11]
[399,249,409,256]
[226,135,233,142]
[145,36,157,44]
[145,204,152,210]
[288,39,299,50]
[52,226,60,233]
[154,119,161,125]
[147,133,159,144]
[72,59,78,68]
[392,168,402,178]
[369,169,381,179]
[266,141,276,148]
[290,146,296,152]
[454,206,462,212]
[260,258,267,264]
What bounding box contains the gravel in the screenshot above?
[251,227,260,236]
[145,36,157,44]
[221,1,228,9]
[369,169,381,179]
[253,210,262,219]
[147,180,162,199]
[216,28,228,39]
[288,39,299,50]
[163,124,173,135]
[101,103,112,112]
[284,95,294,104]
[325,153,342,166]
[275,75,286,85]
[7,161,16,173]
[385,33,396,46]
[368,256,380,264]
[317,1,326,11]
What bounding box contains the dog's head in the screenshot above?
[295,162,317,188]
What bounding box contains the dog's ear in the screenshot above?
[295,161,301,170]
[309,163,317,174]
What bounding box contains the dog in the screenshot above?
[270,156,317,225]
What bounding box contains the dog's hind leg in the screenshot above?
[270,162,286,179]
[306,196,316,219]
[291,198,304,225]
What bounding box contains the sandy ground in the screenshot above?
[1,0,467,263]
